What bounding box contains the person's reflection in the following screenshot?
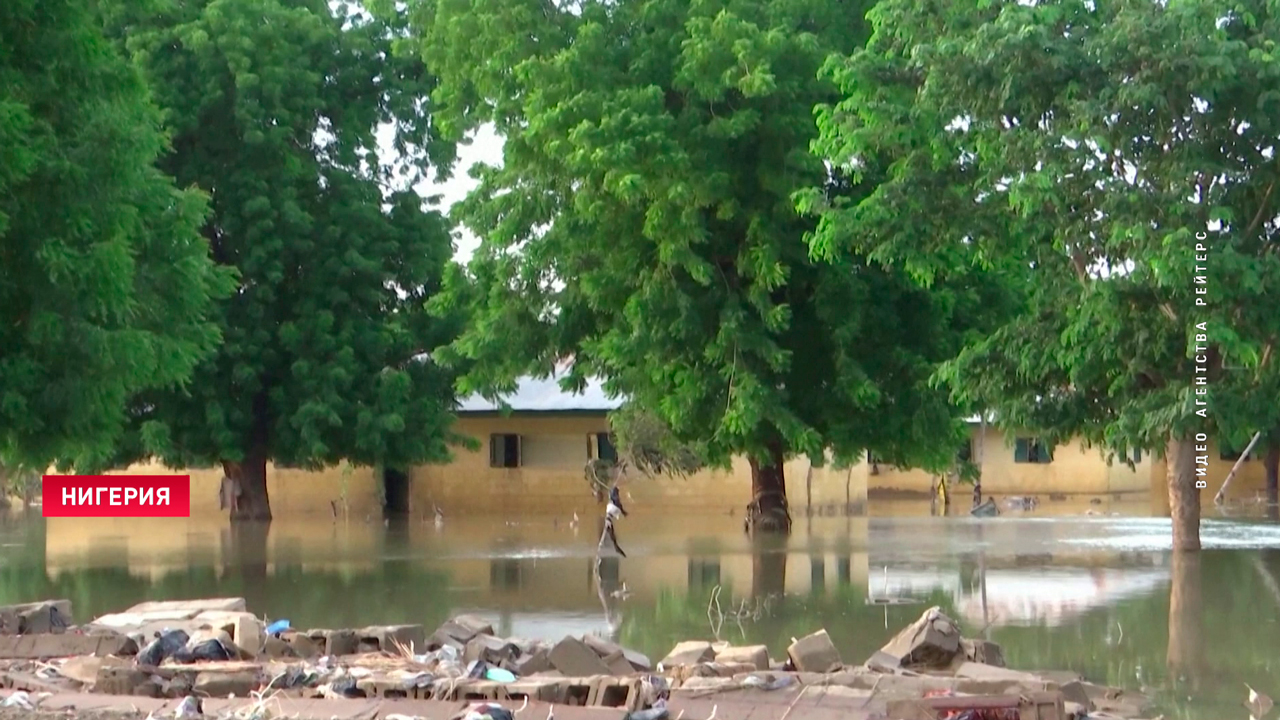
[382,515,412,554]
[1166,550,1204,687]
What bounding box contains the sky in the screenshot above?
[416,124,504,262]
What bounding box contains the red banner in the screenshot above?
[41,475,192,517]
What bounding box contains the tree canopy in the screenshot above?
[99,0,464,519]
[808,0,1280,548]
[416,0,1014,530]
[0,0,233,469]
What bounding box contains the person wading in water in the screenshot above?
[218,463,242,515]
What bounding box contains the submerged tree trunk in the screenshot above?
[1266,442,1279,519]
[1166,436,1200,552]
[1166,549,1204,686]
[750,535,787,598]
[224,521,270,612]
[223,447,271,522]
[746,441,791,535]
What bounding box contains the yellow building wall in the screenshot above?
[1149,437,1272,513]
[93,460,382,518]
[411,414,867,517]
[866,425,1152,497]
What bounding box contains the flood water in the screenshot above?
[3,498,1280,719]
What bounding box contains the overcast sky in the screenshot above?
[416,124,504,263]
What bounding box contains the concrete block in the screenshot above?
[358,624,426,653]
[458,680,504,701]
[232,616,264,655]
[713,645,769,670]
[281,631,321,659]
[355,677,431,700]
[513,647,553,676]
[0,600,73,634]
[561,677,597,706]
[193,670,260,698]
[877,606,961,670]
[95,666,151,695]
[786,630,842,673]
[550,637,612,676]
[658,641,714,669]
[466,634,522,665]
[601,650,634,676]
[0,633,137,659]
[451,614,495,637]
[500,678,565,703]
[307,629,358,656]
[589,677,642,710]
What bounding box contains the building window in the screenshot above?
[1014,438,1053,464]
[490,434,521,468]
[957,439,974,464]
[594,432,618,462]
[1132,448,1142,464]
[687,559,721,588]
[867,450,886,465]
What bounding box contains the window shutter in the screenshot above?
[490,435,502,467]
[1014,438,1029,463]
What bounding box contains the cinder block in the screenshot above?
[355,677,431,700]
[589,677,642,710]
[459,680,504,701]
[500,678,565,703]
[561,677,596,706]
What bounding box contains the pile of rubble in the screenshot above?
[0,598,1157,720]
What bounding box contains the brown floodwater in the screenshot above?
[2,497,1279,719]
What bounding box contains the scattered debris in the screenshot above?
[0,598,1164,720]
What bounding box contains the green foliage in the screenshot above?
[416,0,1008,478]
[608,404,708,478]
[0,0,232,469]
[810,0,1280,458]
[96,0,465,479]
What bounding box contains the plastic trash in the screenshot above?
[1,691,33,710]
[175,695,204,719]
[623,709,669,720]
[137,629,190,666]
[484,667,516,683]
[265,620,291,635]
[172,638,234,664]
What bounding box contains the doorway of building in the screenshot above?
[383,468,410,516]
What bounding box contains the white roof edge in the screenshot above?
[457,373,625,413]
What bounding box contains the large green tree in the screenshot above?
[0,0,232,469]
[99,0,464,520]
[808,0,1280,550]
[415,0,1010,532]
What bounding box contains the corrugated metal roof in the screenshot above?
[457,373,624,413]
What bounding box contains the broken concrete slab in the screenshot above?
[713,645,770,670]
[550,636,613,676]
[787,630,842,673]
[0,633,137,659]
[194,669,261,698]
[0,600,74,635]
[658,641,715,669]
[959,638,1005,667]
[885,691,1066,720]
[127,598,247,614]
[357,624,426,653]
[876,606,961,670]
[953,661,1053,686]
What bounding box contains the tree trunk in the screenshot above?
[1266,442,1279,519]
[1166,435,1200,552]
[223,449,272,522]
[750,536,787,599]
[222,521,270,618]
[746,441,791,535]
[1166,549,1203,686]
